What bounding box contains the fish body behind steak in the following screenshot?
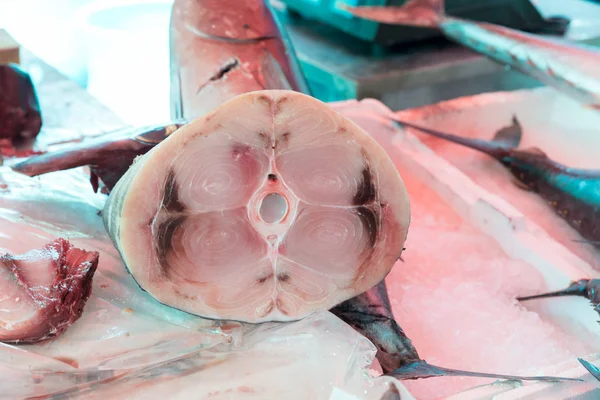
[0,64,42,150]
[169,0,311,121]
[0,238,99,344]
[103,90,410,323]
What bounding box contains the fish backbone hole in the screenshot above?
[259,193,288,224]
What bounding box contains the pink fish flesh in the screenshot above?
[169,0,311,121]
[103,90,411,323]
[0,238,99,344]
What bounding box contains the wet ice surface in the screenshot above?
[0,167,412,400]
[396,87,600,271]
[329,99,600,400]
[386,168,597,399]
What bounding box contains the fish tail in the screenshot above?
[578,358,600,382]
[391,117,510,158]
[340,0,445,28]
[387,359,582,382]
[517,280,589,302]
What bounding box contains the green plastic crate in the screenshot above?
[279,0,547,46]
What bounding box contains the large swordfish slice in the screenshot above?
[103,90,410,323]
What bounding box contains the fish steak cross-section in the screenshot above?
[103,90,410,323]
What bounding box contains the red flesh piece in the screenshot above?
[0,64,42,148]
[0,238,99,344]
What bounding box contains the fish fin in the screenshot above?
[492,115,522,148]
[339,0,444,28]
[387,360,582,382]
[520,146,548,157]
[90,171,99,193]
[578,358,600,382]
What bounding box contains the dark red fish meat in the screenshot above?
[0,238,99,344]
[0,64,42,150]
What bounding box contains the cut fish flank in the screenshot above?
[103,90,410,323]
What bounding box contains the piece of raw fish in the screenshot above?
[0,64,42,149]
[12,123,185,193]
[518,279,600,319]
[388,115,600,248]
[169,0,311,121]
[0,238,99,344]
[103,89,410,323]
[340,0,600,110]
